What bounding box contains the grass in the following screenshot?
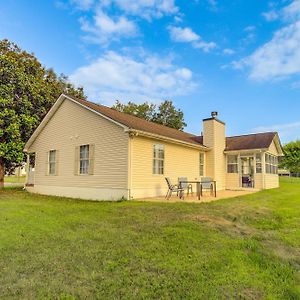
[0,178,299,299]
[4,175,25,183]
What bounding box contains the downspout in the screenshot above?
[127,132,134,200]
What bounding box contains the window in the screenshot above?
[256,153,262,173]
[153,144,164,175]
[199,153,204,176]
[227,155,238,173]
[48,150,57,175]
[265,153,278,174]
[80,145,90,174]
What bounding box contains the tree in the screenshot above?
[279,140,300,173]
[153,100,186,130]
[112,100,156,121]
[112,99,186,131]
[0,39,85,187]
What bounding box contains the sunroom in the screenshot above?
[225,151,279,190]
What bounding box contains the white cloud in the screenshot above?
[244,25,255,32]
[240,21,300,80]
[80,9,138,45]
[169,26,199,42]
[236,1,300,81]
[283,0,300,21]
[74,0,178,20]
[168,26,216,52]
[254,121,300,142]
[262,0,300,22]
[262,10,279,21]
[223,48,235,55]
[71,0,94,10]
[69,51,197,104]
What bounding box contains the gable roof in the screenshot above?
[225,132,278,151]
[24,94,282,154]
[67,94,206,148]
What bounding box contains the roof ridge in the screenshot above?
[68,95,198,138]
[227,132,277,139]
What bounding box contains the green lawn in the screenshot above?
[4,175,25,183]
[0,179,299,299]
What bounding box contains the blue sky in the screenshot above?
[1,0,300,142]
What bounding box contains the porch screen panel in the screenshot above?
[265,153,278,174]
[256,153,262,173]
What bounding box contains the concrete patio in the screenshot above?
[137,189,258,203]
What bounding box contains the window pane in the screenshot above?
[80,160,89,174]
[256,163,262,173]
[48,150,56,175]
[200,165,204,176]
[228,155,237,164]
[199,153,204,164]
[80,145,89,159]
[49,162,55,175]
[256,153,261,163]
[227,164,238,173]
[49,150,56,163]
[153,144,164,174]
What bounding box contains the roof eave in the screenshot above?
[224,148,269,154]
[24,94,130,152]
[128,129,209,151]
[24,94,66,152]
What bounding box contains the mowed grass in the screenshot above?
[4,175,25,183]
[0,179,299,299]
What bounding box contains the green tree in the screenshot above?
[112,100,186,131]
[280,140,300,173]
[112,100,156,121]
[0,39,85,187]
[153,100,186,130]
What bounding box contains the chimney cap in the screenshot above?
[211,111,218,118]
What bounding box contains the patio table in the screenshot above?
[179,180,217,200]
[200,181,217,198]
[179,181,201,200]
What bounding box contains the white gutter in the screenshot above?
[224,148,268,154]
[127,129,209,151]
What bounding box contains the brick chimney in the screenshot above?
[202,112,226,190]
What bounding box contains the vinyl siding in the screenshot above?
[28,98,128,190]
[130,135,205,198]
[226,173,239,189]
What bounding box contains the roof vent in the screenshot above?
[211,111,218,118]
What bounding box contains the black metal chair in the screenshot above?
[165,177,184,199]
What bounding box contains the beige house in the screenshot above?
[24,94,283,200]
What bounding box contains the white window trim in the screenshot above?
[48,149,57,176]
[153,144,165,175]
[79,145,90,175]
[227,155,239,173]
[199,153,205,176]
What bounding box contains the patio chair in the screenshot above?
[242,175,253,188]
[200,177,214,196]
[178,177,193,195]
[165,177,184,200]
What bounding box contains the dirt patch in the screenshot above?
[189,215,233,226]
[187,214,257,237]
